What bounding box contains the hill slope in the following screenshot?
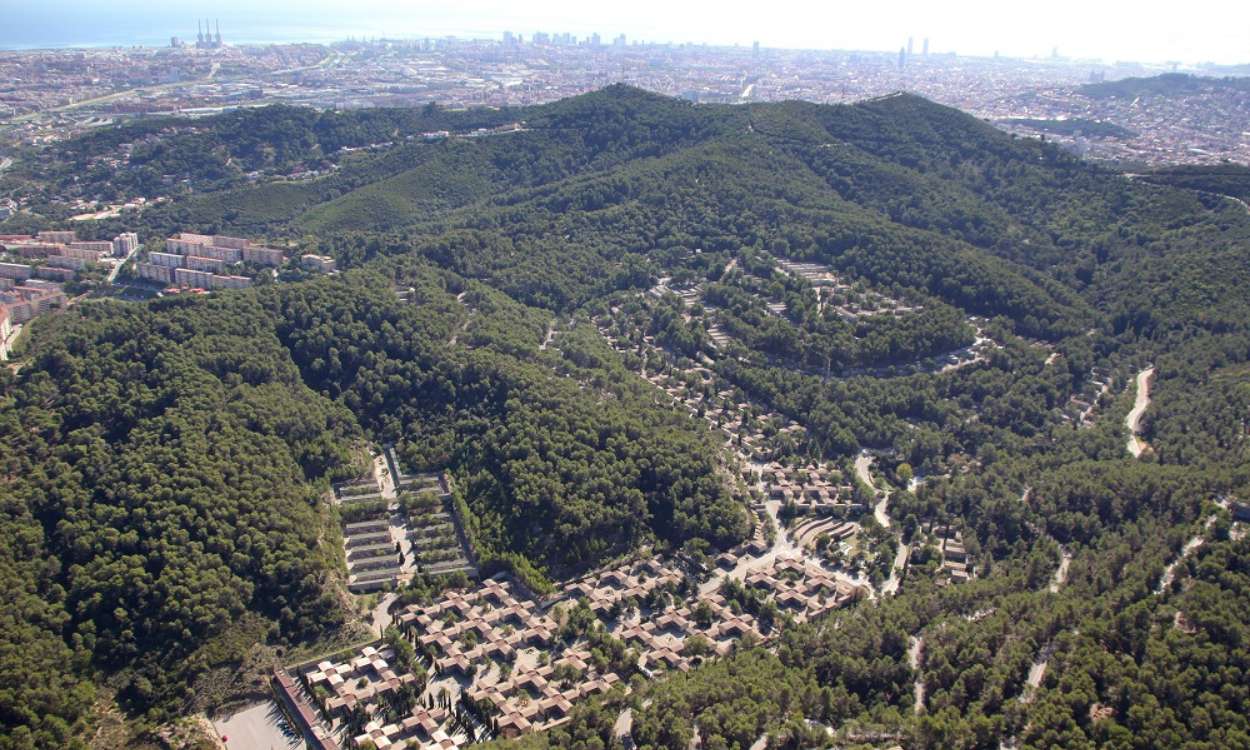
[4,87,1250,749]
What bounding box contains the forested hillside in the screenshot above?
[1079,72,1250,99]
[0,294,362,746]
[3,86,1250,749]
[262,266,748,571]
[0,258,744,747]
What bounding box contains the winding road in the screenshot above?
[855,453,891,529]
[856,452,910,594]
[1155,501,1231,594]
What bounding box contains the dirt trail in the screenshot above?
[909,635,925,714]
[1155,504,1228,594]
[1023,643,1054,698]
[1050,549,1072,593]
[539,319,556,350]
[449,291,471,345]
[1156,535,1206,593]
[1126,366,1155,458]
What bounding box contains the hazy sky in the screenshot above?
[5,0,1249,64]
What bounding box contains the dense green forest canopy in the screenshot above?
[3,86,1250,749]
[999,118,1138,140]
[0,103,524,205]
[0,261,745,748]
[1138,164,1250,203]
[1078,72,1250,99]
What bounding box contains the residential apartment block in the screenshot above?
[112,232,140,257]
[148,251,185,268]
[184,255,226,273]
[1,283,67,323]
[172,266,251,290]
[136,262,174,284]
[36,230,76,244]
[242,244,285,266]
[0,262,33,281]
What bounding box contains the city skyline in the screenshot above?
[3,0,1249,66]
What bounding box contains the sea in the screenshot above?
[0,4,506,51]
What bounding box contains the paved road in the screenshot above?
[2,322,22,360]
[856,451,910,595]
[881,542,909,596]
[212,701,301,750]
[106,242,142,285]
[855,453,893,529]
[370,592,398,636]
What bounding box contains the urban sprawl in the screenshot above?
[2,30,1249,166]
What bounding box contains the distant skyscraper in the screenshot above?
[503,30,515,45]
[614,33,626,48]
[753,40,760,56]
[590,32,601,47]
[907,37,914,55]
[922,38,929,56]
